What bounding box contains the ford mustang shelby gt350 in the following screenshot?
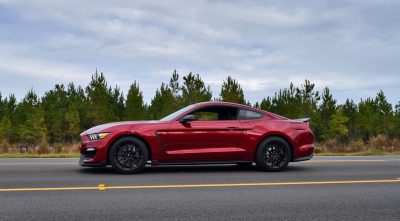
[80,102,315,173]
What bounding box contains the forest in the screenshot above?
[0,70,399,154]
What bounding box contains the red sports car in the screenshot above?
[80,102,315,173]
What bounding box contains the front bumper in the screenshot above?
[79,134,110,167]
[79,154,107,167]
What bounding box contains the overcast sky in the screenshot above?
[0,0,399,105]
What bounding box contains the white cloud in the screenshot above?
[0,0,399,105]
[0,47,89,82]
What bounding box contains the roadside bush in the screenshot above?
[319,139,344,153]
[37,141,50,154]
[314,146,324,153]
[369,134,392,152]
[318,136,400,153]
[54,143,63,153]
[1,139,8,154]
[393,139,400,152]
[28,146,36,154]
[65,143,81,153]
[345,138,364,152]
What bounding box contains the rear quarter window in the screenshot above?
[238,109,264,120]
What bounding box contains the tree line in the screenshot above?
[0,70,399,150]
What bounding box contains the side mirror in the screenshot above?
[179,115,196,123]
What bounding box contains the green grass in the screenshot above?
[0,153,80,158]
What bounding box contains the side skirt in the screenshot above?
[149,160,254,166]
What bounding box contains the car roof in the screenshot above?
[195,101,260,110]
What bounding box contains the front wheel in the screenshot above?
[256,136,291,172]
[109,136,149,174]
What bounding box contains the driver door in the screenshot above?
[157,105,245,161]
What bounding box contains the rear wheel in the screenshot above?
[109,136,148,174]
[256,136,291,172]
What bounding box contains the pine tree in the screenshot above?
[65,102,81,143]
[149,83,176,119]
[125,81,145,120]
[67,83,89,131]
[4,94,17,119]
[342,99,357,140]
[356,98,376,140]
[220,76,245,104]
[0,94,17,142]
[169,70,182,109]
[0,92,3,119]
[268,83,301,118]
[111,86,125,121]
[328,108,349,138]
[15,90,39,143]
[181,72,212,106]
[41,84,68,143]
[253,102,260,109]
[296,79,320,118]
[0,115,12,142]
[86,71,116,125]
[295,80,320,135]
[260,97,272,111]
[169,70,181,99]
[320,87,336,120]
[374,90,393,135]
[19,106,47,146]
[394,102,400,137]
[317,87,337,140]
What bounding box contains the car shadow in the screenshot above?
[78,164,310,175]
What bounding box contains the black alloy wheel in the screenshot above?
[256,136,291,172]
[109,136,148,174]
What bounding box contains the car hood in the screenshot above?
[80,120,158,135]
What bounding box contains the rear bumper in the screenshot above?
[293,153,313,162]
[293,144,315,162]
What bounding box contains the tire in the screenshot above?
[256,136,291,172]
[109,136,149,174]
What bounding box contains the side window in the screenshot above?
[238,109,263,120]
[193,111,218,121]
[189,106,238,121]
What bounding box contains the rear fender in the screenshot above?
[256,131,295,161]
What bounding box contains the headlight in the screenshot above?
[88,132,110,140]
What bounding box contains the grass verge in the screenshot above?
[1,151,400,158]
[0,153,80,158]
[315,151,400,156]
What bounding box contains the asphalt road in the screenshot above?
[0,156,400,220]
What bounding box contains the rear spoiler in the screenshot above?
[292,118,310,123]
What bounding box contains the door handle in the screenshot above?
[226,126,240,129]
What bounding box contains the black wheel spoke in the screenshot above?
[263,140,289,169]
[110,137,148,174]
[114,141,144,169]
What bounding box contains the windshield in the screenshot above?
[159,104,198,122]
